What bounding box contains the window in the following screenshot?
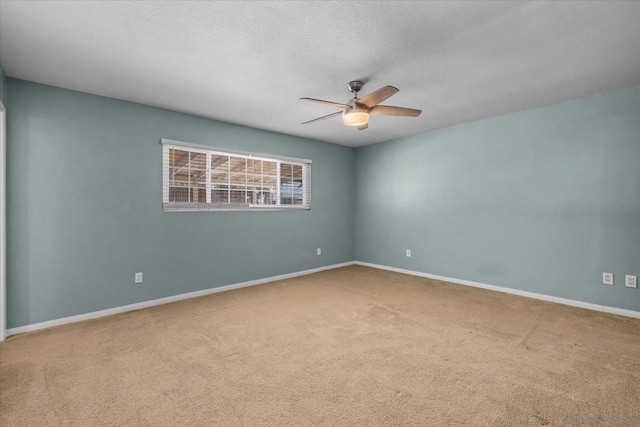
[162,139,311,211]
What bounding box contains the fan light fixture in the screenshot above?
[342,107,369,126]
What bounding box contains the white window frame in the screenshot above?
[162,139,311,212]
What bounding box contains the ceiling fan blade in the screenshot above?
[302,111,342,125]
[300,97,351,109]
[369,105,422,117]
[356,123,368,131]
[357,85,399,108]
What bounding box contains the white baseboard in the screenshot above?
[6,261,356,337]
[7,260,637,338]
[355,261,640,320]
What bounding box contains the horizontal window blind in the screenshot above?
[162,139,311,211]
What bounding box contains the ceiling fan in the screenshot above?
[300,81,422,131]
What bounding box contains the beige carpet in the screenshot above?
[1,266,639,426]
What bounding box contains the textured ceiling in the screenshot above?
[1,1,639,147]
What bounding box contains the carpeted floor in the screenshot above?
[1,265,639,426]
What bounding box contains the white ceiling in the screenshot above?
[1,1,639,147]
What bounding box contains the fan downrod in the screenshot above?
[347,80,364,95]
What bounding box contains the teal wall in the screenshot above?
[356,86,640,311]
[6,78,355,328]
[6,78,639,329]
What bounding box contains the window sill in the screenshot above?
[162,204,310,212]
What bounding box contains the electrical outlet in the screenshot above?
[316,248,321,256]
[602,272,614,285]
[406,249,411,258]
[135,272,143,284]
[625,275,637,289]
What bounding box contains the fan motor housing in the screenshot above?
[347,80,364,94]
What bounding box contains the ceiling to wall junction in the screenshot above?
[1,1,639,147]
